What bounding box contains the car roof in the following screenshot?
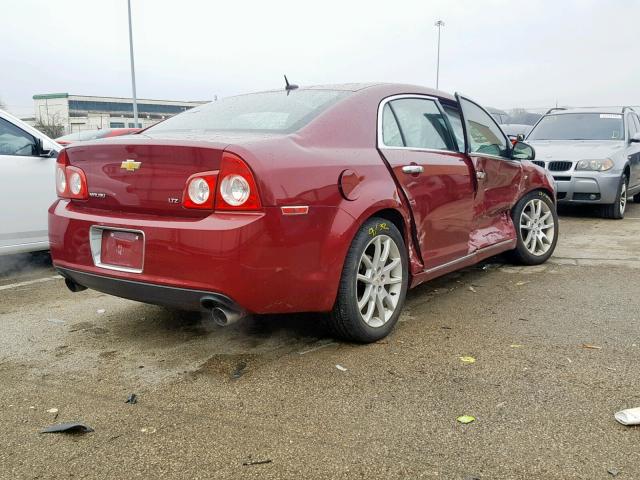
[236,83,458,103]
[549,107,632,115]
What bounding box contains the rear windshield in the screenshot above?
[527,113,624,141]
[57,130,110,142]
[147,89,350,134]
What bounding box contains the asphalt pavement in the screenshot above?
[1,203,639,479]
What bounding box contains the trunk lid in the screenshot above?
[65,138,226,216]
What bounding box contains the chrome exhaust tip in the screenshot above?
[211,306,243,327]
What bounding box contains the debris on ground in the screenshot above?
[607,468,620,477]
[125,394,138,405]
[96,309,106,314]
[335,364,348,372]
[515,281,530,286]
[581,344,602,350]
[297,341,336,355]
[614,407,640,426]
[46,408,58,414]
[468,286,477,293]
[459,356,476,364]
[456,415,476,424]
[47,318,65,324]
[40,422,94,434]
[140,427,156,434]
[510,344,523,348]
[242,459,272,466]
[231,361,247,379]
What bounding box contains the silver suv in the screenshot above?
[525,107,640,219]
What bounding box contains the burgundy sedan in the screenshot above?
[49,83,558,342]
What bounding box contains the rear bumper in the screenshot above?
[554,172,620,204]
[49,200,355,313]
[58,267,240,312]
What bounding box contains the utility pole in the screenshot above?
[127,0,139,127]
[434,20,445,90]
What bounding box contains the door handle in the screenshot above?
[402,165,424,175]
[476,170,486,180]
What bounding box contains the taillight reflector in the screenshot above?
[183,172,217,210]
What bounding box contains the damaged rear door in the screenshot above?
[377,94,475,269]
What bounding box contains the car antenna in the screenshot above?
[284,75,298,94]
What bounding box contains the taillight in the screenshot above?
[215,152,261,211]
[181,153,261,211]
[183,172,217,209]
[56,149,88,200]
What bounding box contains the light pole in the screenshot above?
[127,0,139,127]
[434,20,445,90]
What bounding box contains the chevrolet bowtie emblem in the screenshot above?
[121,159,141,171]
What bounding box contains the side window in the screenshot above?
[628,114,640,137]
[442,105,465,152]
[459,98,509,158]
[388,98,457,151]
[381,104,403,147]
[633,114,640,135]
[0,118,38,156]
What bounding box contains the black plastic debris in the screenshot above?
[40,422,94,434]
[243,459,272,466]
[125,394,138,405]
[232,361,247,380]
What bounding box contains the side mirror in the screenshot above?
[516,133,525,142]
[630,132,640,143]
[36,137,57,157]
[511,141,535,161]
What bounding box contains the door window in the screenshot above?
[459,98,509,158]
[386,98,457,151]
[381,104,404,147]
[0,118,38,156]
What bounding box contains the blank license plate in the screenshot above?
[100,230,144,271]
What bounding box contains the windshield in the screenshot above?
[147,89,350,134]
[527,113,624,141]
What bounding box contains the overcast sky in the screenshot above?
[2,0,638,117]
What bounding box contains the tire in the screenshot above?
[329,217,409,343]
[509,190,559,265]
[602,175,628,219]
[633,192,640,204]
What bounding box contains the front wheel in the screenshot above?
[602,175,628,219]
[330,217,408,343]
[509,190,559,265]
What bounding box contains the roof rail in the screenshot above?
[545,107,567,114]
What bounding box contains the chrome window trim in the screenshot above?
[377,94,462,153]
[89,225,145,274]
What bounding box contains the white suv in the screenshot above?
[0,110,60,254]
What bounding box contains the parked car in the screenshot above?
[526,107,640,218]
[49,83,557,342]
[0,110,60,255]
[56,128,141,145]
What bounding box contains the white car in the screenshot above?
[0,110,60,254]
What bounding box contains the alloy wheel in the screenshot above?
[620,181,627,216]
[520,198,555,256]
[356,235,403,328]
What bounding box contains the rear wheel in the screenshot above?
[330,217,408,343]
[509,190,558,265]
[602,175,627,219]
